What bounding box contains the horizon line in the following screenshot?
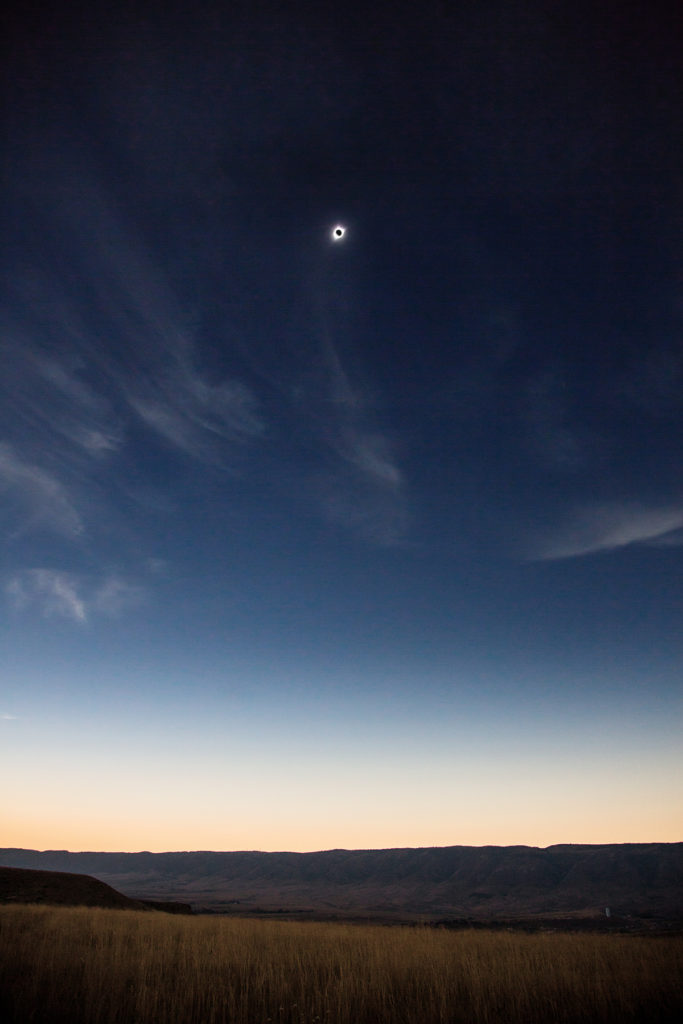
[3,840,681,856]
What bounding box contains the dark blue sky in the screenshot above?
[2,1,681,850]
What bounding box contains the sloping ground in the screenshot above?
[1,844,681,919]
[0,866,192,914]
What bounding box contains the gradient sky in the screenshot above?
[2,1,682,852]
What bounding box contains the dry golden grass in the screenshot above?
[1,904,681,1023]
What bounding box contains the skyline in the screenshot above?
[2,1,682,852]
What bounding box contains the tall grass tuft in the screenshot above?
[1,904,681,1023]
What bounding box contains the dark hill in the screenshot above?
[0,866,192,914]
[1,844,680,920]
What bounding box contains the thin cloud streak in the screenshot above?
[33,356,123,456]
[340,430,403,488]
[0,443,83,539]
[6,569,87,622]
[529,503,683,560]
[313,322,408,545]
[128,369,263,463]
[93,577,145,617]
[5,569,147,623]
[0,327,123,462]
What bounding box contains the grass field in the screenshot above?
[1,905,681,1023]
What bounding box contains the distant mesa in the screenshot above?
[2,844,681,924]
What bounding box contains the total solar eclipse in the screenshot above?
[331,225,346,241]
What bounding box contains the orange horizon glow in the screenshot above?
[3,815,681,855]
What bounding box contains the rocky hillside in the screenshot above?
[0,866,192,914]
[2,844,680,920]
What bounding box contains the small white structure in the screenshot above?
[605,906,611,917]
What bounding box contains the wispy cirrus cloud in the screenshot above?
[5,162,264,475]
[320,470,409,546]
[0,443,83,538]
[6,569,87,622]
[0,323,123,463]
[527,502,683,561]
[314,331,408,545]
[30,354,123,456]
[93,576,145,616]
[128,368,263,463]
[58,172,264,463]
[5,569,146,623]
[339,429,403,489]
